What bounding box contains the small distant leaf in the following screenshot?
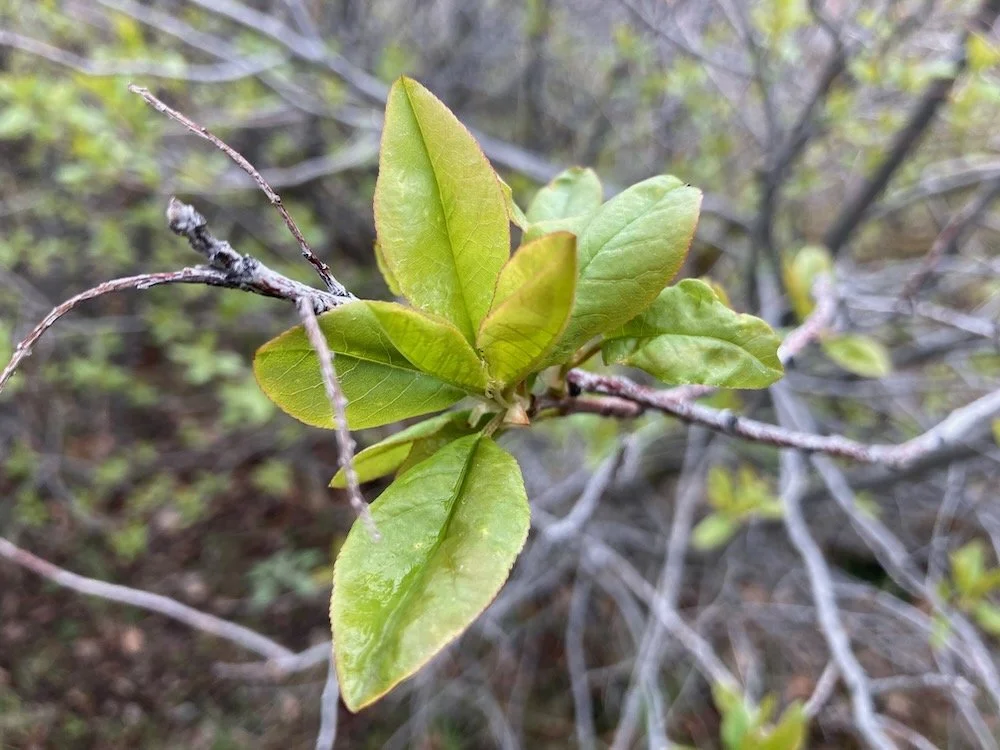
[930,612,952,650]
[783,245,833,322]
[546,175,702,363]
[951,540,986,597]
[499,178,530,229]
[975,601,1000,636]
[821,334,892,378]
[330,410,476,488]
[707,466,735,510]
[968,33,1000,72]
[714,683,753,750]
[253,301,465,430]
[526,167,603,223]
[478,232,577,385]
[753,703,807,750]
[602,279,783,388]
[692,514,738,550]
[374,77,509,341]
[332,434,530,711]
[992,418,1000,447]
[365,301,487,392]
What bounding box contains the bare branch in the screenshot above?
[296,299,378,539]
[0,29,285,82]
[129,84,348,295]
[315,652,340,750]
[0,536,293,661]
[0,200,349,397]
[778,451,894,750]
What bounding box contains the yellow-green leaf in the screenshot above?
[330,410,477,488]
[547,175,702,362]
[477,232,577,385]
[499,177,530,229]
[692,513,738,550]
[602,279,783,388]
[332,434,530,710]
[365,301,487,392]
[783,245,833,322]
[526,166,603,223]
[253,301,465,430]
[374,77,510,342]
[821,333,892,378]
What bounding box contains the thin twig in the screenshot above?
[0,200,349,397]
[778,451,894,750]
[296,298,378,539]
[0,536,293,661]
[315,652,340,750]
[129,84,348,296]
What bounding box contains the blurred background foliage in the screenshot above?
[3,0,1000,747]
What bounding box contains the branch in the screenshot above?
[823,0,1000,255]
[778,452,894,750]
[566,368,1000,469]
[0,29,285,82]
[0,200,350,397]
[0,536,293,661]
[129,84,349,296]
[899,172,1000,300]
[315,653,340,750]
[296,299,378,539]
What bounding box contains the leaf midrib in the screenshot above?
[402,82,474,339]
[358,435,482,693]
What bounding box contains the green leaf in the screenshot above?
[821,334,892,378]
[330,410,476,488]
[752,703,807,750]
[253,301,465,430]
[707,466,735,511]
[365,301,487,392]
[975,601,1000,636]
[526,167,603,223]
[692,513,738,550]
[951,541,986,597]
[713,683,753,750]
[374,240,402,297]
[374,77,510,342]
[602,279,783,388]
[499,177,530,229]
[783,245,833,322]
[522,213,591,244]
[477,232,577,385]
[546,175,702,362]
[332,434,530,711]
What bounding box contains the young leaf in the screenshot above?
[522,214,591,244]
[477,232,577,385]
[254,302,465,430]
[374,77,510,342]
[546,175,702,363]
[332,434,530,711]
[499,177,529,229]
[602,279,783,388]
[783,245,833,322]
[374,240,402,297]
[330,410,476,488]
[974,601,1000,636]
[821,333,892,378]
[692,513,738,550]
[752,703,808,750]
[526,166,603,223]
[951,540,986,597]
[365,301,487,392]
